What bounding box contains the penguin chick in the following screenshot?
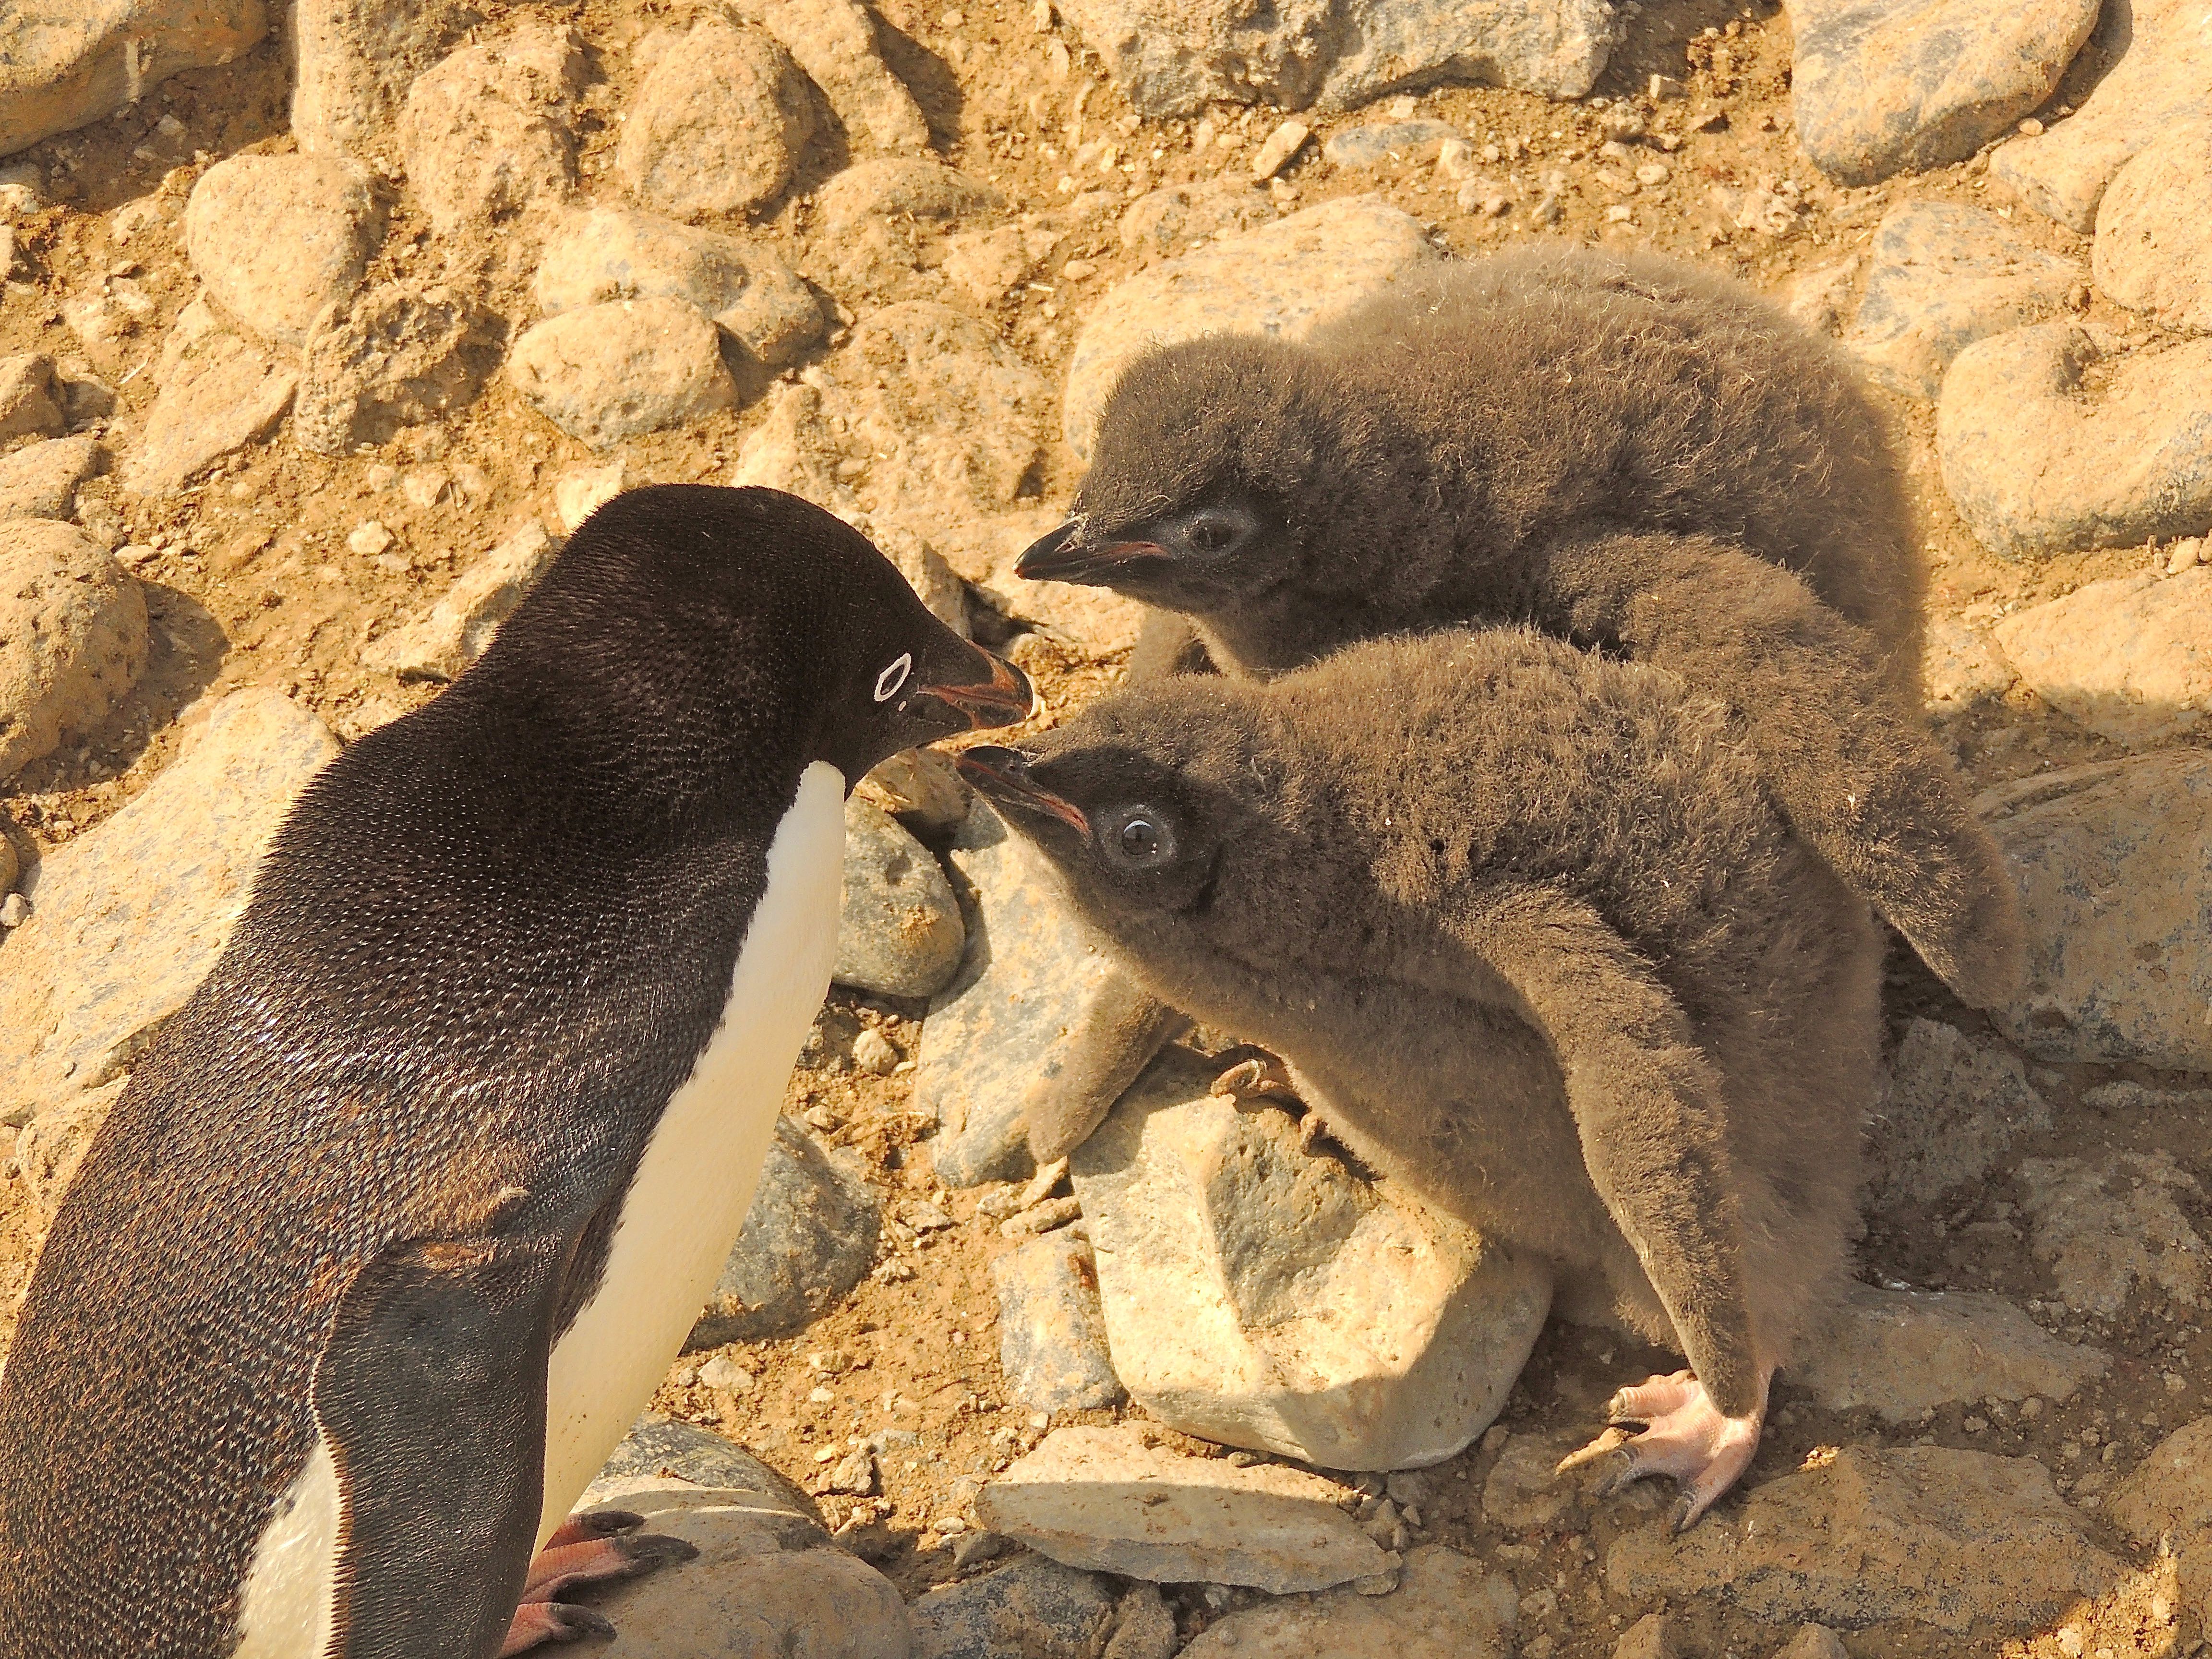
[1019,245,2020,1010]
[0,486,1032,1659]
[959,628,1884,1529]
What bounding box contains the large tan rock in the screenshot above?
[976,1424,1392,1592]
[122,300,295,495]
[396,23,589,234]
[2093,120,2212,336]
[508,297,736,448]
[1990,0,2212,231]
[1606,1447,2124,1634]
[1978,753,2212,1071]
[183,153,379,349]
[0,0,268,159]
[1069,1046,1552,1471]
[363,521,559,682]
[1794,1284,2107,1421]
[291,0,474,156]
[1178,1545,1519,1659]
[746,0,929,151]
[1062,195,1446,457]
[4,690,338,1213]
[1993,567,2212,747]
[0,519,146,782]
[616,17,812,219]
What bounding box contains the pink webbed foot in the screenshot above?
[497,1510,699,1655]
[1556,1368,1767,1533]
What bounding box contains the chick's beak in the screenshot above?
[954,745,1090,835]
[1015,519,1168,587]
[915,648,1034,730]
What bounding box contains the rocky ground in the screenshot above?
[3,0,2211,1654]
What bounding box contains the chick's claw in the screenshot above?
[1557,1368,1765,1533]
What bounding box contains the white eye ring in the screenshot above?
[874,653,913,702]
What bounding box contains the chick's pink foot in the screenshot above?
[497,1510,698,1655]
[1556,1367,1767,1533]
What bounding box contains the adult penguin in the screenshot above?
[0,485,1032,1659]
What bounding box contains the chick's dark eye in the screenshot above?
[1103,804,1176,868]
[1186,517,1238,554]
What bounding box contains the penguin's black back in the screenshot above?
[0,487,888,1657]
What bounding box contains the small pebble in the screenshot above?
[698,1355,756,1393]
[0,892,28,927]
[2167,538,2203,575]
[347,520,393,556]
[853,1027,899,1075]
[808,1384,836,1403]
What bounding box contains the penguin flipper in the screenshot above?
[312,1232,570,1659]
[1540,530,2024,1009]
[1443,884,1764,1419]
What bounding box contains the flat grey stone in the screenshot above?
[617,17,812,219]
[363,521,560,683]
[536,207,823,369]
[1607,1447,2123,1634]
[572,1479,911,1659]
[1936,321,2212,558]
[0,0,268,157]
[2092,118,2212,336]
[977,1424,1390,1592]
[0,518,144,782]
[991,1231,1126,1412]
[121,303,295,495]
[0,433,100,521]
[2019,1152,2208,1318]
[688,1115,880,1347]
[1051,0,1616,117]
[817,158,1003,234]
[1867,1019,2051,1210]
[909,1554,1114,1659]
[914,802,1124,1188]
[293,281,497,457]
[1178,1545,1519,1659]
[291,0,475,157]
[1979,753,2212,1071]
[396,22,589,234]
[1795,1284,2108,1420]
[589,1417,828,1539]
[508,297,737,448]
[1992,566,2212,747]
[1063,195,1446,458]
[1069,1047,1551,1471]
[1785,0,2098,184]
[1321,120,1462,169]
[1990,0,2212,231]
[750,0,931,152]
[182,152,379,349]
[832,795,965,999]
[1844,201,2081,399]
[5,690,338,1209]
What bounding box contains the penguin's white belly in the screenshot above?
[537,759,846,1541]
[231,762,846,1648]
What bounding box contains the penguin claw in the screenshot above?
[499,1602,616,1655]
[1209,1053,1300,1107]
[1558,1370,1765,1532]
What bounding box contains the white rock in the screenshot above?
[553,461,625,534]
[364,522,560,683]
[2092,119,2212,335]
[535,208,823,369]
[1063,195,1446,457]
[1069,1046,1552,1471]
[121,307,295,495]
[0,0,267,156]
[1937,321,2212,558]
[832,794,966,998]
[0,433,102,522]
[1794,1284,2108,1420]
[509,297,737,448]
[5,692,338,1203]
[1178,1545,1519,1659]
[397,23,589,234]
[1979,752,2212,1070]
[1844,202,2080,400]
[0,520,146,782]
[617,17,813,219]
[1990,0,2212,232]
[747,0,931,151]
[1993,567,2212,746]
[977,1424,1392,1592]
[182,153,379,349]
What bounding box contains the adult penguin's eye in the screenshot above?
[1103,805,1176,868]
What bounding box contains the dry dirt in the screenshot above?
[2,0,2208,1654]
